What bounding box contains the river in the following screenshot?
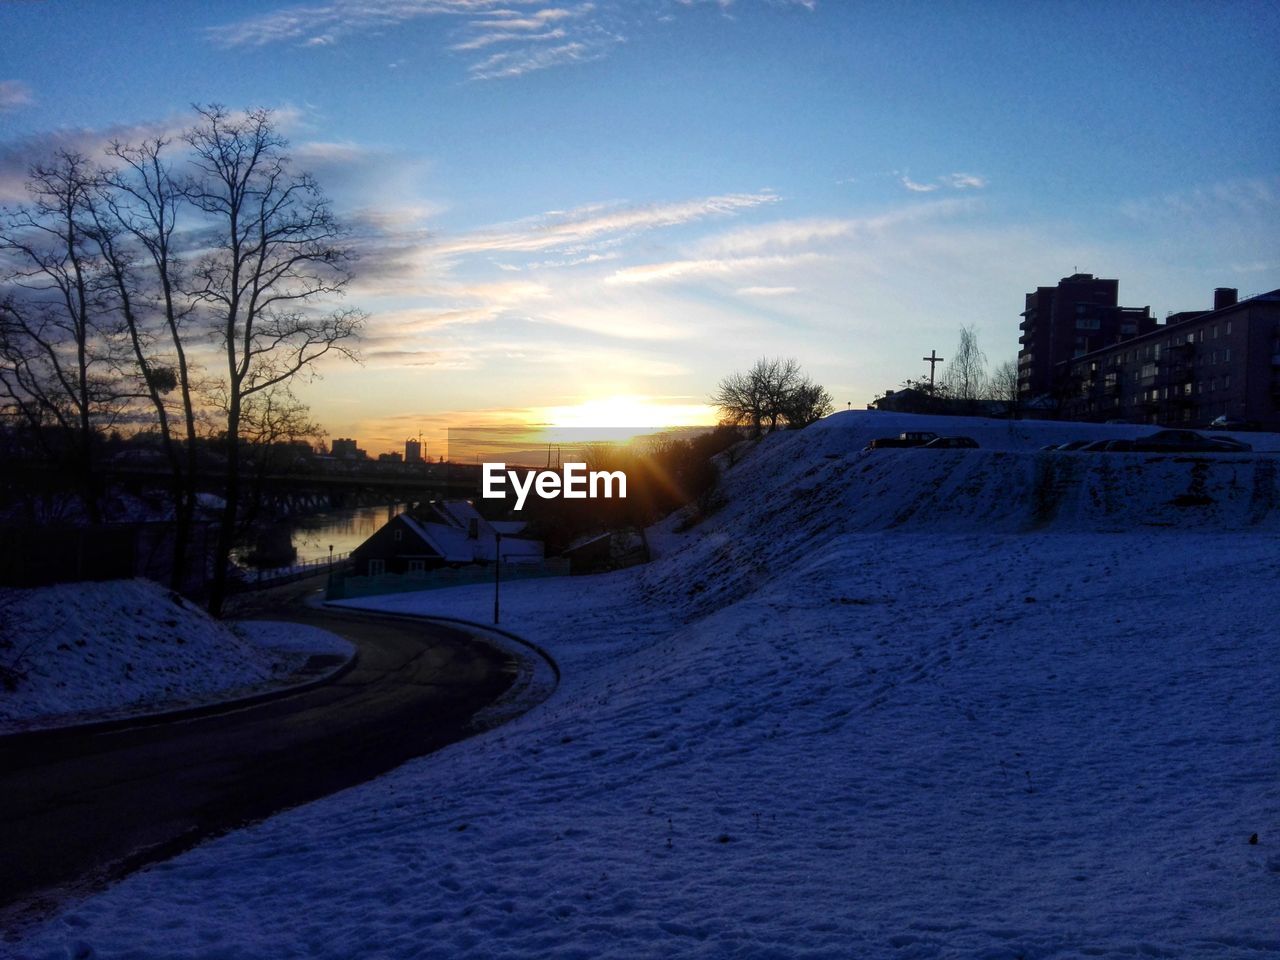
[285,503,407,563]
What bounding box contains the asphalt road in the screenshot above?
[0,589,522,924]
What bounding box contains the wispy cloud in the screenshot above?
[208,0,614,79]
[901,176,937,193]
[941,172,986,189]
[0,117,190,202]
[738,285,798,296]
[0,80,33,113]
[208,0,810,79]
[208,0,529,47]
[434,192,778,257]
[677,0,817,11]
[606,197,979,286]
[468,40,607,79]
[898,170,987,193]
[1119,176,1279,224]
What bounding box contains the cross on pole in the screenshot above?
[923,349,944,390]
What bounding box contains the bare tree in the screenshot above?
[941,324,988,406]
[711,368,767,436]
[93,136,205,587]
[712,357,830,433]
[0,153,133,521]
[183,106,364,615]
[780,379,833,428]
[988,357,1022,419]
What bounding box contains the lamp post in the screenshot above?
[493,530,502,625]
[328,544,334,570]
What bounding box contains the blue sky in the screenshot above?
[2,0,1277,453]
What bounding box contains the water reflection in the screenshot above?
[288,503,407,563]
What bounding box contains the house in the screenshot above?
[349,500,543,577]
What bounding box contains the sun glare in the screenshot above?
[540,396,717,443]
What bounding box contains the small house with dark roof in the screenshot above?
[349,501,543,577]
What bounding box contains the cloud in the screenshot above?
[0,117,189,202]
[434,191,778,257]
[610,198,980,286]
[209,0,614,80]
[942,172,987,189]
[451,27,567,51]
[1119,176,1279,224]
[608,251,826,285]
[468,40,605,79]
[208,0,529,47]
[0,80,33,112]
[900,175,938,193]
[738,285,798,296]
[899,170,988,193]
[208,0,812,79]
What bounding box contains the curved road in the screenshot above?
[0,587,530,925]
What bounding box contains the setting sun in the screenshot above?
[541,396,717,440]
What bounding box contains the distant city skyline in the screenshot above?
[2,0,1277,454]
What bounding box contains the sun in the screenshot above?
[540,395,718,443]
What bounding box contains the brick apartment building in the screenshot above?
[1057,287,1280,428]
[1017,273,1158,398]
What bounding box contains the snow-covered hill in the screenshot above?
[12,412,1280,959]
[0,579,351,733]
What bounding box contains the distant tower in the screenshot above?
[405,437,423,463]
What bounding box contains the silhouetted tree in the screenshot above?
[712,357,831,433]
[988,357,1022,419]
[92,135,205,588]
[780,379,833,428]
[0,152,133,521]
[184,106,364,615]
[941,324,988,407]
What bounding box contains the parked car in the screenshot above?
[1206,436,1252,452]
[865,430,940,450]
[1080,439,1135,452]
[922,436,978,449]
[1207,415,1259,432]
[1132,429,1240,453]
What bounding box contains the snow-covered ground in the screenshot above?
[0,579,353,734]
[10,412,1280,958]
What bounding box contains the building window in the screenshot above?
[1225,348,1231,362]
[1226,321,1232,335]
[369,559,385,576]
[1212,325,1219,339]
[394,529,403,542]
[409,560,425,574]
[1225,375,1231,389]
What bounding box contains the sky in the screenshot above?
[1,0,1278,455]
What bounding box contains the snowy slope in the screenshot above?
[11,413,1280,959]
[0,580,352,733]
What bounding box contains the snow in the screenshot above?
[9,411,1280,958]
[234,620,357,658]
[0,580,352,733]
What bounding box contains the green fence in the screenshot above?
[327,558,571,600]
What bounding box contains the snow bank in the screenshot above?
[234,620,357,657]
[11,413,1280,958]
[0,580,347,733]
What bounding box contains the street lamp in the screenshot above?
[493,530,502,625]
